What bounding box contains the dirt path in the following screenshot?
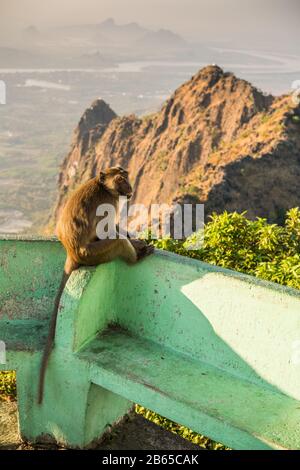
[0,400,202,450]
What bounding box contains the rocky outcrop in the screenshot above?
[49,65,300,230]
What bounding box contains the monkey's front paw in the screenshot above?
[137,242,154,261]
[131,239,154,260]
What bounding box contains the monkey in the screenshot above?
[38,166,153,404]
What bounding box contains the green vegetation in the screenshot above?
[292,115,300,124]
[143,113,156,123]
[261,114,271,124]
[135,405,227,450]
[1,208,300,448]
[211,127,221,143]
[186,184,200,196]
[156,150,169,171]
[240,129,251,139]
[0,371,16,401]
[149,208,300,289]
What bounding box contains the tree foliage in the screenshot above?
[151,208,300,290]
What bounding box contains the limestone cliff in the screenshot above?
[50,65,300,230]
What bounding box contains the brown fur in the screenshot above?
[38,166,153,404]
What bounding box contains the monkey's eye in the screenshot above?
[115,175,125,183]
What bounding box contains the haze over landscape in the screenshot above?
[0,0,299,233]
[1,0,299,47]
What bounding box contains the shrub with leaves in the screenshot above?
[150,207,300,289]
[135,405,228,450]
[0,371,16,401]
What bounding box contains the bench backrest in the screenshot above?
[2,237,300,402]
[72,251,300,401]
[0,237,65,322]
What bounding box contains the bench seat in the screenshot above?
[2,238,300,449]
[78,327,300,450]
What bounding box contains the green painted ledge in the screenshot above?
[1,237,300,449]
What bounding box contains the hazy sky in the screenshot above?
[0,0,299,45]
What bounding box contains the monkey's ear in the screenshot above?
[116,165,128,175]
[99,171,106,184]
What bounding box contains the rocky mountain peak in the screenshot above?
[78,99,117,138]
[48,66,300,231]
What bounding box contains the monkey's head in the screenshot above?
[100,166,133,199]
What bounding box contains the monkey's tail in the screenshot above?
[37,270,70,405]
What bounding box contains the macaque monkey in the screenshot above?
[38,166,153,404]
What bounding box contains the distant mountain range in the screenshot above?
[52,18,186,47]
[50,65,300,230]
[49,18,189,62]
[1,19,288,69]
[135,29,187,50]
[0,18,189,67]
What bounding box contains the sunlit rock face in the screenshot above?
[49,65,300,231]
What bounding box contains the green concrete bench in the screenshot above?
[1,237,300,449]
[0,236,65,360]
